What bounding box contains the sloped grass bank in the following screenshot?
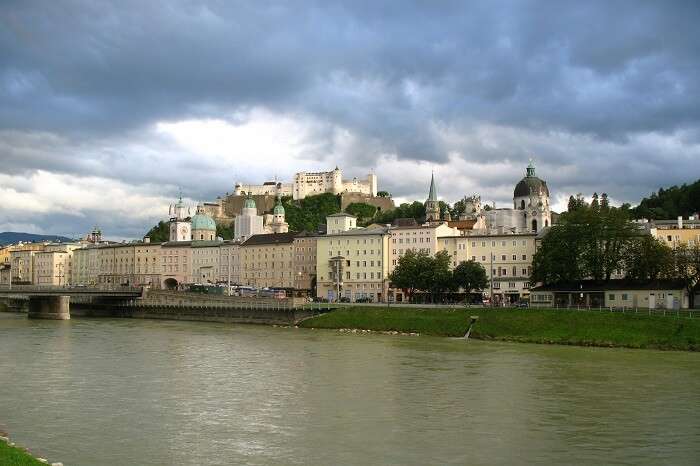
[0,439,46,466]
[299,306,700,351]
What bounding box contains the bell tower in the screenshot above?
[169,194,192,242]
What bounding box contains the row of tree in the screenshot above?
[533,193,700,306]
[389,250,488,301]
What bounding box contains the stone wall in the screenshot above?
[71,290,318,325]
[340,193,395,213]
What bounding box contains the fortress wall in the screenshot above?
[340,193,395,213]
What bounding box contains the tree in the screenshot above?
[282,193,341,232]
[144,221,169,243]
[532,194,639,284]
[623,236,673,280]
[427,250,456,300]
[631,178,700,220]
[453,260,488,294]
[375,201,425,225]
[345,202,377,223]
[389,250,455,302]
[216,223,233,240]
[376,191,390,198]
[389,250,426,301]
[668,244,700,308]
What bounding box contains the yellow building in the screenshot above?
[388,222,459,270]
[96,241,162,287]
[160,241,192,289]
[240,232,297,289]
[316,217,390,302]
[33,250,72,285]
[219,241,241,286]
[651,217,700,248]
[438,233,537,304]
[191,241,221,284]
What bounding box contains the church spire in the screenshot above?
[425,171,440,223]
[428,171,437,201]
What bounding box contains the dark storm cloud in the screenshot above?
[3,0,699,143]
[1,0,700,237]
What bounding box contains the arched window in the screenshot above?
[545,220,549,227]
[520,200,525,210]
[531,219,538,232]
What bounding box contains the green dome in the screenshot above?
[191,213,216,231]
[273,201,285,215]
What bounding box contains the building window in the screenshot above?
[609,294,615,301]
[622,294,628,300]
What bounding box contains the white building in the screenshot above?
[233,194,265,242]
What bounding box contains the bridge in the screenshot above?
[0,285,144,319]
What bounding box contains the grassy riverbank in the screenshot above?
[0,439,45,466]
[299,306,700,351]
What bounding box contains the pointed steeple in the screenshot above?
[428,171,437,201]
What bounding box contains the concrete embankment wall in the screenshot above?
[71,290,317,325]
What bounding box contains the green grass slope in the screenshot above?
[300,306,700,351]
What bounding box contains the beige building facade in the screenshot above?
[388,223,459,271]
[240,233,297,289]
[316,220,390,302]
[293,233,318,292]
[218,241,241,286]
[437,233,537,304]
[191,241,221,284]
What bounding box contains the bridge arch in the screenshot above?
[164,278,178,290]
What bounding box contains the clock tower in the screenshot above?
[168,194,192,242]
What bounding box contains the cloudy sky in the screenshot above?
[1,0,699,239]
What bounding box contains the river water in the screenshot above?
[1,313,699,466]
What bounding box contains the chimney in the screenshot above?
[678,216,683,229]
[143,236,151,244]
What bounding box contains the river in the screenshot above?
[1,312,699,465]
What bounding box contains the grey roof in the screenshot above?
[327,212,356,218]
[514,176,549,198]
[241,232,298,246]
[161,241,193,248]
[531,279,686,292]
[191,240,224,248]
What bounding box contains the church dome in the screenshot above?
[514,162,549,198]
[274,202,285,216]
[191,208,216,231]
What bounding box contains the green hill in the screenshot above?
[631,179,700,220]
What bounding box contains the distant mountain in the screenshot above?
[0,232,75,246]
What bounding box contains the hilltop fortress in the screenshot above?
[202,167,393,225]
[234,167,377,200]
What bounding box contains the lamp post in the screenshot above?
[489,252,494,307]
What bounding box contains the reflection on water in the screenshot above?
[1,313,699,466]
